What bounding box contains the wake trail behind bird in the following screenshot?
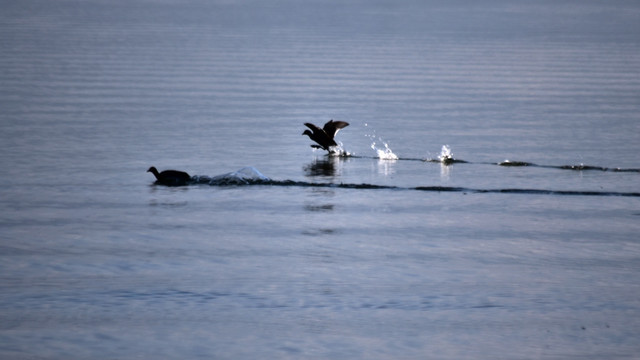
[180,167,640,197]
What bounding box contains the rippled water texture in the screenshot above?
[1,0,640,359]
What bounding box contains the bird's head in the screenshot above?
[302,130,312,137]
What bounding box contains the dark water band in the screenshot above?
[187,177,640,197]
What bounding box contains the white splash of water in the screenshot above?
[328,142,350,157]
[364,125,398,160]
[438,145,453,163]
[373,141,399,160]
[193,167,271,185]
[230,167,270,181]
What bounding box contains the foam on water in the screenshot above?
[422,145,466,164]
[192,167,271,185]
[327,143,350,157]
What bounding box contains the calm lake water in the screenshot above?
[1,0,640,359]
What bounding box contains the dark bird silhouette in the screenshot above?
[302,120,349,152]
[147,166,191,186]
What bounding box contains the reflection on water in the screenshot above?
[303,159,339,235]
[304,203,334,212]
[440,162,452,180]
[303,157,345,179]
[375,158,397,176]
[301,228,338,236]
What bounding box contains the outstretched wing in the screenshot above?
[323,120,349,138]
[304,122,323,134]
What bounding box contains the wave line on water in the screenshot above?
[276,182,639,197]
[497,160,640,172]
[320,150,639,172]
[182,167,639,197]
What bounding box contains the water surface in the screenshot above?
[1,0,640,359]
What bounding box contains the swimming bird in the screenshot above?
[302,120,349,152]
[147,166,191,186]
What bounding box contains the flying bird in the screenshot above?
[302,120,349,152]
[147,166,191,186]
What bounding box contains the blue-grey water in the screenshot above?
[1,0,640,359]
